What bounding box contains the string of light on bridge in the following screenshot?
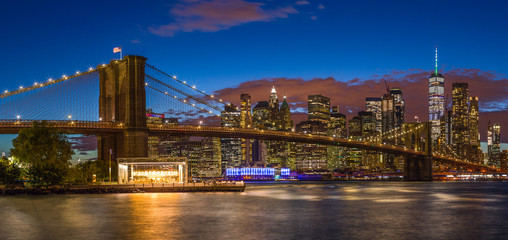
[145,83,221,117]
[144,63,229,105]
[0,63,108,99]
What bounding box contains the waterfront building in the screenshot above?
[308,94,331,124]
[366,97,382,134]
[452,82,469,159]
[429,47,445,142]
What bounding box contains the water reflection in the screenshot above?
[0,182,507,239]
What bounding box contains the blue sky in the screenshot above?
[1,0,507,93]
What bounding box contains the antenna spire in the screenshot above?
[435,46,438,75]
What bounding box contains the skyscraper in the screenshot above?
[452,82,469,159]
[221,104,242,172]
[240,94,252,166]
[308,94,331,124]
[269,85,280,129]
[389,88,405,128]
[365,97,382,134]
[279,95,293,131]
[429,47,445,141]
[240,93,252,128]
[488,122,501,167]
[468,96,481,163]
[328,106,347,138]
[381,93,395,134]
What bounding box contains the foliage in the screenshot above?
[66,160,99,184]
[10,121,74,185]
[0,156,23,185]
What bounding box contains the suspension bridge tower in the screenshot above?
[97,55,148,161]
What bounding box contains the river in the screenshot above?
[1,182,507,240]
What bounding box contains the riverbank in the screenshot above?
[0,182,245,195]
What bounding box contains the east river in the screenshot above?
[1,182,508,240]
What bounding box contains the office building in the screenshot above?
[452,82,469,159]
[308,94,331,124]
[429,47,445,141]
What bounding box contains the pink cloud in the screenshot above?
[149,0,298,37]
[212,69,508,142]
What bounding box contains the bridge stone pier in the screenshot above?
[97,55,148,161]
[403,122,433,181]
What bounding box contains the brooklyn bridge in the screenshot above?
[0,55,496,181]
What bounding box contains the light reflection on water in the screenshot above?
[1,182,508,240]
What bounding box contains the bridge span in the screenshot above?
[0,120,494,172]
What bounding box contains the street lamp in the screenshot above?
[68,115,72,120]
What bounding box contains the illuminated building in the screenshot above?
[279,95,293,131]
[452,82,469,159]
[225,167,292,180]
[381,93,395,134]
[389,88,405,128]
[347,116,362,168]
[240,94,252,166]
[146,109,173,158]
[240,93,252,128]
[328,106,347,138]
[221,104,242,173]
[295,120,327,171]
[308,94,331,124]
[429,47,445,142]
[347,111,376,169]
[117,157,187,184]
[468,97,481,163]
[252,101,270,129]
[366,97,382,134]
[252,101,269,165]
[500,150,508,171]
[488,122,501,167]
[269,85,280,129]
[159,136,221,178]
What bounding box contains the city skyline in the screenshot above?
[1,0,508,155]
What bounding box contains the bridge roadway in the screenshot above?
[0,120,495,171]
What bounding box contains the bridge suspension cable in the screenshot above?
[0,66,102,99]
[144,63,228,105]
[145,84,220,117]
[145,74,223,113]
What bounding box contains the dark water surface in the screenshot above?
[1,182,508,240]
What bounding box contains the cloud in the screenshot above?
[69,135,97,152]
[295,0,310,5]
[212,68,508,142]
[310,15,317,20]
[130,39,141,44]
[149,0,298,37]
[318,4,325,10]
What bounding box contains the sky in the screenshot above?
[1,0,508,158]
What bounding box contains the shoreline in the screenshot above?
[0,183,245,195]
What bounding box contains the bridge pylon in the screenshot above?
[97,55,148,162]
[403,121,433,181]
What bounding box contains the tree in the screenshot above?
[0,156,22,185]
[10,121,74,185]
